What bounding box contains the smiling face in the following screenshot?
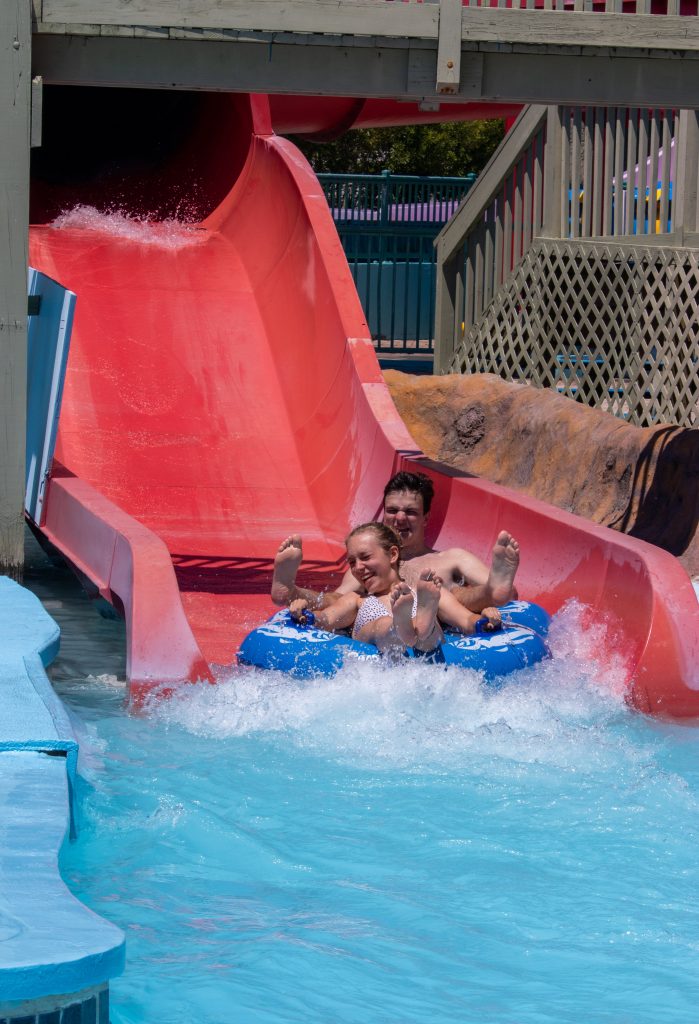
[382,490,427,555]
[346,531,400,595]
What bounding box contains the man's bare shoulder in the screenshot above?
[403,546,489,585]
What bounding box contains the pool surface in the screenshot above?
[25,534,699,1024]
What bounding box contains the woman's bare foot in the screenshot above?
[414,570,444,649]
[390,581,417,646]
[487,531,519,606]
[271,535,304,605]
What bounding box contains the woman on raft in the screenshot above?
[271,523,502,656]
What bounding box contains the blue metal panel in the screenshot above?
[319,172,475,355]
[25,269,76,526]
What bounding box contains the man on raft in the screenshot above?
[271,470,520,628]
[273,522,505,657]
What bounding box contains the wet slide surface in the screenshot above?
[28,88,699,715]
[29,91,406,673]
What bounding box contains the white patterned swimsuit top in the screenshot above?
[351,591,417,641]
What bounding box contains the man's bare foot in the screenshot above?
[390,581,417,646]
[487,531,519,606]
[271,535,303,606]
[414,570,444,649]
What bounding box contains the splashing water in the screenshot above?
[144,601,628,773]
[24,535,699,1024]
[51,205,207,250]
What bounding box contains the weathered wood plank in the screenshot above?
[581,106,593,236]
[627,108,637,236]
[648,111,660,235]
[571,107,581,238]
[408,49,483,97]
[533,127,544,236]
[674,109,699,236]
[543,105,563,235]
[522,141,534,251]
[30,75,43,147]
[637,109,649,238]
[434,245,460,373]
[43,0,440,38]
[31,32,699,109]
[101,23,135,36]
[436,0,462,93]
[483,209,495,305]
[492,188,503,290]
[0,0,30,578]
[473,223,485,324]
[38,1,699,54]
[658,111,672,232]
[560,107,571,238]
[613,107,625,236]
[513,155,524,265]
[602,111,613,235]
[455,8,699,52]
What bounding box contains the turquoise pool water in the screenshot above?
[26,536,699,1024]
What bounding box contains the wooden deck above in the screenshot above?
[30,0,699,107]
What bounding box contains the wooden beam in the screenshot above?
[39,1,699,53]
[31,32,699,109]
[43,0,440,38]
[479,50,699,109]
[461,8,699,52]
[0,0,31,580]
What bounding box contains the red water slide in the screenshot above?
[29,89,699,717]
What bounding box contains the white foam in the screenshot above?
[51,205,207,250]
[146,602,635,774]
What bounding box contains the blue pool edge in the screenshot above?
[0,576,125,1016]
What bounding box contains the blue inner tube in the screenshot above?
[238,601,550,683]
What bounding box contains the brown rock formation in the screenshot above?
[384,370,699,579]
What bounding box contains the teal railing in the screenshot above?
[318,171,476,365]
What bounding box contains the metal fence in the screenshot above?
[319,170,476,364]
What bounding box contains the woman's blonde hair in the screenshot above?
[346,521,401,562]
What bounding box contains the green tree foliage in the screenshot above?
[293,119,506,177]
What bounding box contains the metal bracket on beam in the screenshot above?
[31,75,42,148]
[436,0,462,95]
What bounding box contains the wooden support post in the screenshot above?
[436,0,462,95]
[434,238,460,374]
[0,0,31,580]
[673,109,699,242]
[542,106,564,238]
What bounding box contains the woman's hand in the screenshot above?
[289,598,312,625]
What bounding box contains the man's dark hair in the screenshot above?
[383,471,435,515]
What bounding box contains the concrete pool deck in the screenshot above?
[0,576,124,1017]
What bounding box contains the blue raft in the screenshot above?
[238,600,551,683]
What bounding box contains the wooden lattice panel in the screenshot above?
[450,239,699,427]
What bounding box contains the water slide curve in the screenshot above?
[28,88,699,717]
